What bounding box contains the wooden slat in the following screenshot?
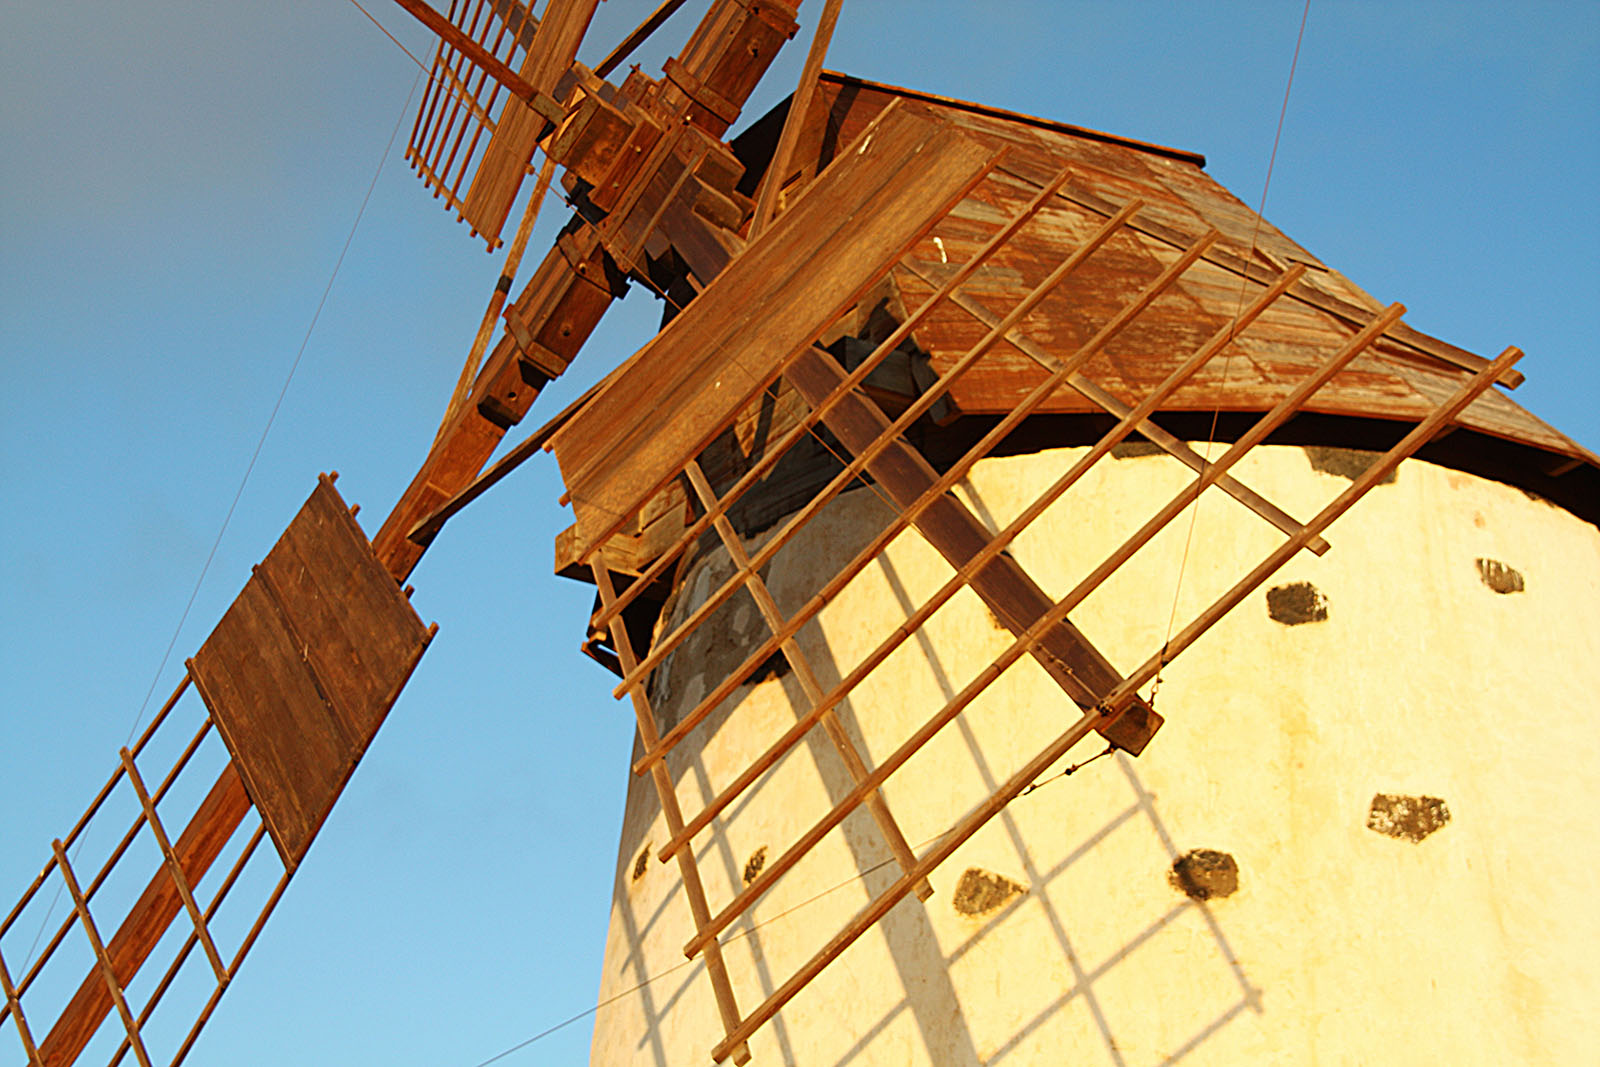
[460,0,600,243]
[0,944,41,1066]
[703,331,1496,1053]
[1100,344,1526,713]
[50,845,153,1067]
[614,195,1145,714]
[117,751,228,985]
[191,478,433,869]
[550,107,998,558]
[596,0,692,78]
[190,578,352,868]
[36,767,252,1067]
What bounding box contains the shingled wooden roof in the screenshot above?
[730,71,1597,489]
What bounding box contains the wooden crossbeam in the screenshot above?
[705,344,1525,1060]
[0,944,41,1066]
[681,462,934,901]
[614,192,1139,708]
[392,0,543,103]
[595,0,692,78]
[118,750,229,986]
[589,564,752,1067]
[1043,303,1405,622]
[106,819,267,1067]
[36,767,252,1067]
[1100,343,1525,710]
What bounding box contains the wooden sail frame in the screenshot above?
[549,104,1522,1059]
[0,478,434,1066]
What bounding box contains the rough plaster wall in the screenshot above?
[590,446,1600,1066]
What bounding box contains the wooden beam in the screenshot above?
[118,750,228,985]
[49,843,154,1067]
[748,0,844,237]
[595,0,692,78]
[657,257,1306,860]
[613,191,1138,703]
[391,0,543,102]
[0,943,41,1066]
[1100,344,1525,715]
[590,160,1076,635]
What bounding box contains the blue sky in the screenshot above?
[2,2,1595,1063]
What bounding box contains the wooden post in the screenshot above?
[683,461,934,901]
[0,943,42,1066]
[748,0,845,236]
[590,563,753,1066]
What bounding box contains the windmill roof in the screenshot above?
[727,72,1597,522]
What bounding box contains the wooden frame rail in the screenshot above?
[654,258,1309,862]
[610,190,1140,699]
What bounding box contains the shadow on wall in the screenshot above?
[605,487,1262,1066]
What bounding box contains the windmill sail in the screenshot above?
[0,477,432,1067]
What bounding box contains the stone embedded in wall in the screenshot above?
[1110,440,1165,459]
[1168,849,1239,901]
[1304,445,1398,484]
[951,867,1027,917]
[632,844,652,882]
[1475,558,1525,594]
[1367,794,1451,843]
[1266,581,1328,625]
[742,846,767,886]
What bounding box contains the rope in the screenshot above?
[347,0,434,73]
[17,69,424,980]
[1151,0,1312,706]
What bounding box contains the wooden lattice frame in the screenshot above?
[562,148,1521,1061]
[404,0,599,248]
[0,478,434,1067]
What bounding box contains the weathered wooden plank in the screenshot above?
[194,479,433,868]
[191,579,349,867]
[551,108,998,559]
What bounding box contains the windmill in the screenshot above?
[3,2,1600,1067]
